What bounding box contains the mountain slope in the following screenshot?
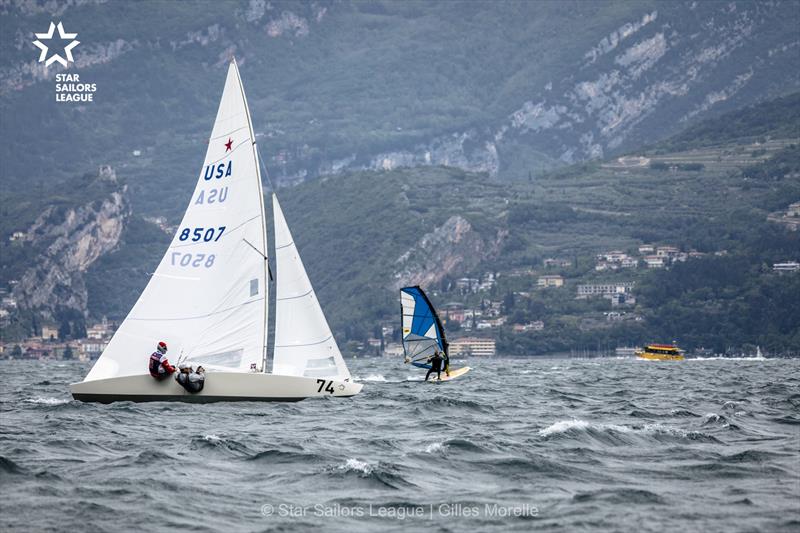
[1,0,798,216]
[277,92,800,352]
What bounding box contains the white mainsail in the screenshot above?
[271,194,350,380]
[85,60,269,381]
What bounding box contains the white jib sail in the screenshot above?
[271,194,351,380]
[85,60,269,381]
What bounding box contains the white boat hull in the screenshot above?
[70,372,363,403]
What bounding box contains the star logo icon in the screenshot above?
[225,138,233,152]
[32,22,80,68]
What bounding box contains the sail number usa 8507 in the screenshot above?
[178,226,226,242]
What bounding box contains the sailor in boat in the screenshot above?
[175,363,205,393]
[148,341,176,380]
[175,363,191,388]
[425,349,445,381]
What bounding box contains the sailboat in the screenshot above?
[399,286,471,381]
[70,60,362,402]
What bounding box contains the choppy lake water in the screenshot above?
[1,357,798,532]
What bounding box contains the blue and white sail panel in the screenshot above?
[400,286,446,362]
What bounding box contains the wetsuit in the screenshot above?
[425,354,444,381]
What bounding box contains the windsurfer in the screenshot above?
[425,349,444,381]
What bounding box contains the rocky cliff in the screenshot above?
[12,181,129,319]
[356,3,800,179]
[392,216,506,290]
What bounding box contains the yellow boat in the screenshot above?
[636,344,685,361]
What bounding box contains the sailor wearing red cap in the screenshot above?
[148,341,176,379]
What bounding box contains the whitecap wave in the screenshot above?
[539,419,591,436]
[539,419,695,438]
[424,442,445,453]
[702,413,731,428]
[24,397,69,405]
[203,434,222,443]
[361,374,386,382]
[690,357,767,361]
[338,458,373,474]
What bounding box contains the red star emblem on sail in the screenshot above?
[225,138,233,152]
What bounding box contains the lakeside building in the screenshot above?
[41,325,59,340]
[656,246,680,259]
[86,316,116,340]
[643,255,665,268]
[576,282,634,297]
[449,337,496,357]
[596,250,628,263]
[544,258,572,268]
[605,293,636,307]
[455,278,480,293]
[445,304,466,323]
[512,321,544,332]
[537,275,564,288]
[478,273,496,291]
[79,339,108,360]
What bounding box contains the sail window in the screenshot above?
[302,356,338,377]
[192,349,244,369]
[250,278,259,296]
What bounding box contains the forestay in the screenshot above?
[85,60,269,381]
[400,286,448,362]
[271,194,350,380]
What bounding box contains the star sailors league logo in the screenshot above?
[32,22,80,67]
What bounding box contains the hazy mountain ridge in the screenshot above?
[1,0,798,213]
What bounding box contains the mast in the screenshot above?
[230,58,270,373]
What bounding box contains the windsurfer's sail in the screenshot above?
[400,286,448,364]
